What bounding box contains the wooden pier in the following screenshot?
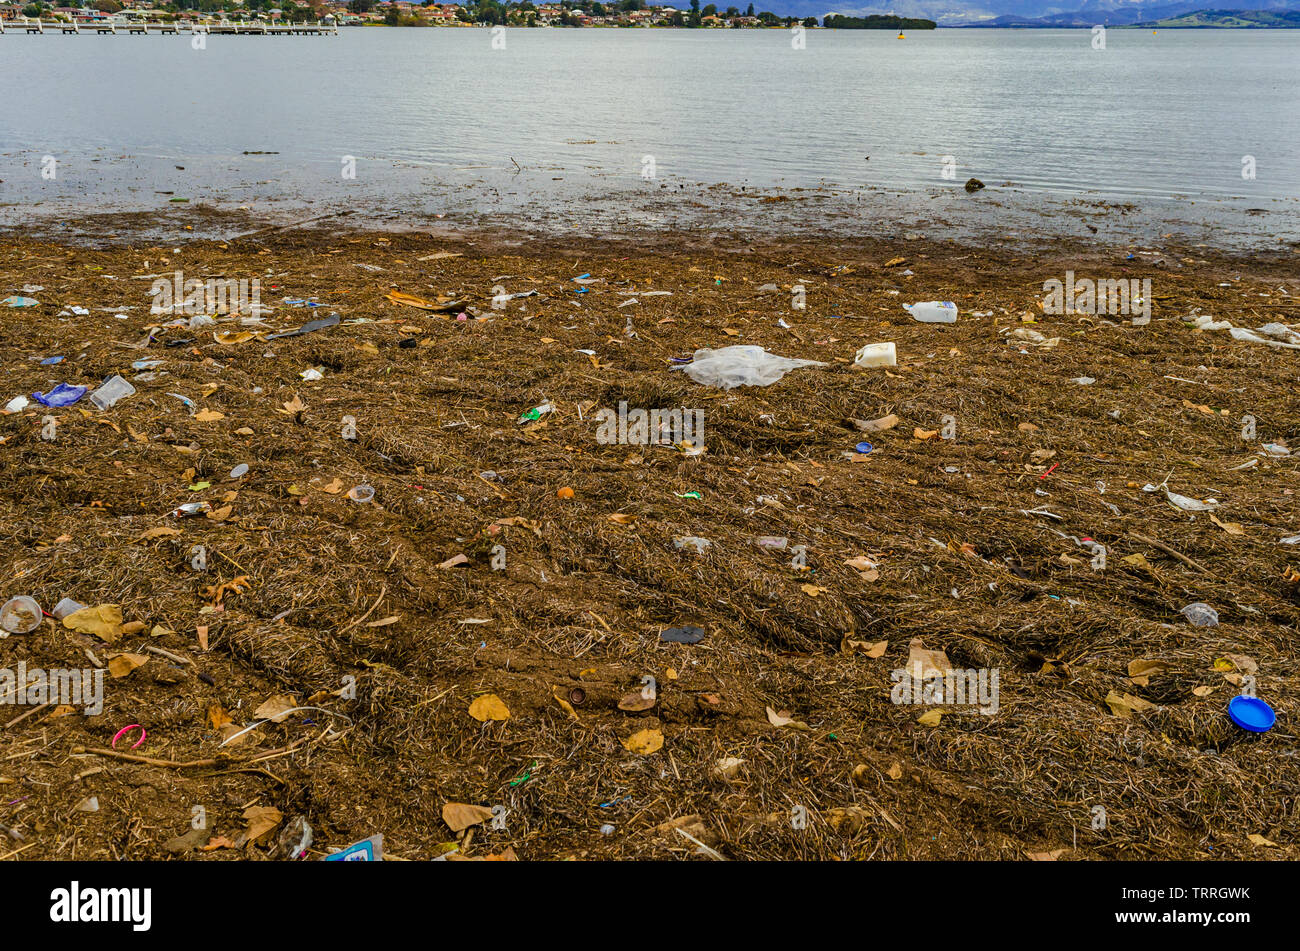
[0,18,338,35]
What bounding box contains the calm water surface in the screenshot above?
[1,28,1297,240]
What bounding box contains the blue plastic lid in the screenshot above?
[1228,695,1275,733]
[855,441,874,454]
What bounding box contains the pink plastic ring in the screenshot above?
[111,725,146,750]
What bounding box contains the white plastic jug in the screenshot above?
[854,342,897,368]
[904,301,958,324]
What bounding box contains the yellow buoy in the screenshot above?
[897,31,904,38]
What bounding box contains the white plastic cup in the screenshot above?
[1,596,42,634]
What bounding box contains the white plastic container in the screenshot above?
[904,301,958,324]
[0,596,42,634]
[89,375,136,410]
[854,342,897,368]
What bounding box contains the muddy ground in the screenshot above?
[0,223,1298,860]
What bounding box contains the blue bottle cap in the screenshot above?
[855,441,873,454]
[1228,695,1275,733]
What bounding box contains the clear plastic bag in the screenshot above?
[679,346,827,390]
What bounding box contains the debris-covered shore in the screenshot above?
[1,225,1297,861]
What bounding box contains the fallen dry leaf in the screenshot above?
[441,802,493,833]
[622,728,664,754]
[136,526,181,542]
[469,693,510,722]
[1026,848,1066,861]
[714,756,745,779]
[254,694,299,723]
[242,805,283,846]
[107,653,149,679]
[617,689,656,712]
[207,704,234,730]
[1209,514,1245,536]
[63,604,123,643]
[906,638,952,679]
[765,706,810,731]
[844,555,880,581]
[1104,690,1156,718]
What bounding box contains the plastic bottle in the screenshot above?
[89,375,136,410]
[904,301,958,324]
[854,342,897,368]
[1180,602,1219,627]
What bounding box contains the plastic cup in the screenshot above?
[1,596,43,634]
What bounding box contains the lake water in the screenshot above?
[1,27,1298,243]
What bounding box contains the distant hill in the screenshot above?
[1135,7,1300,23]
[957,4,1300,23]
[794,0,1300,27]
[824,13,938,26]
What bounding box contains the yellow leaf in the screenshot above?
[207,704,234,730]
[214,330,255,345]
[469,693,510,721]
[1104,690,1156,718]
[1127,659,1169,678]
[886,762,904,780]
[107,653,149,679]
[608,513,638,525]
[917,709,944,726]
[254,694,299,723]
[195,409,225,422]
[622,728,664,754]
[1122,553,1154,572]
[442,802,493,833]
[800,584,828,597]
[242,805,283,845]
[552,687,579,722]
[63,604,123,643]
[1248,833,1279,848]
[136,526,181,542]
[841,636,887,658]
[281,395,306,414]
[906,638,952,679]
[765,706,810,730]
[1209,514,1244,536]
[844,555,879,581]
[913,428,939,441]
